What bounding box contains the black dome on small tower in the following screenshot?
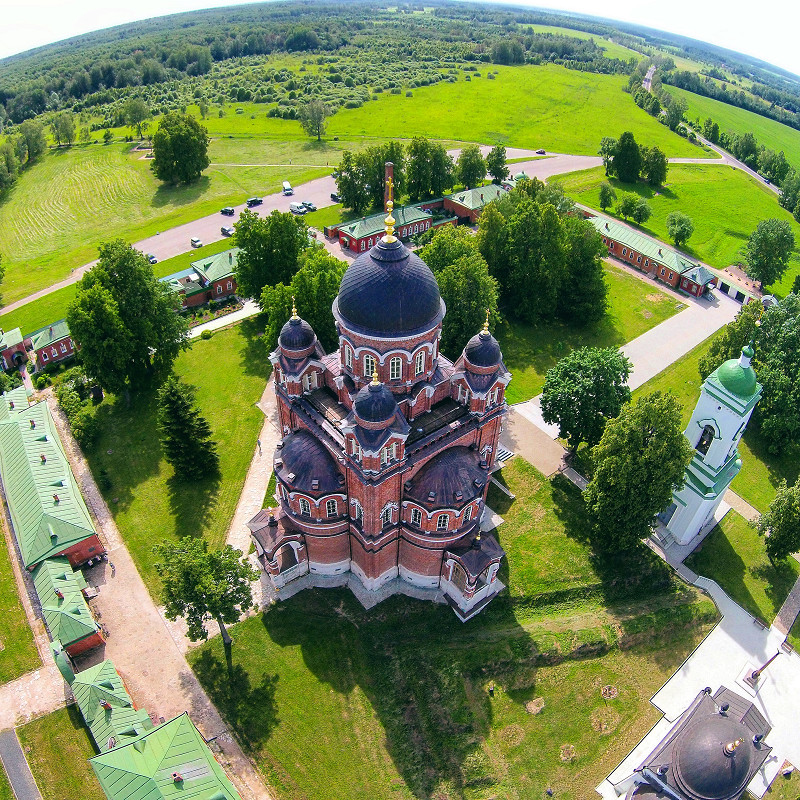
[335,237,444,336]
[354,377,398,425]
[279,309,316,352]
[465,328,502,368]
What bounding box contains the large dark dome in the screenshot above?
[406,446,486,508]
[465,330,502,368]
[673,715,754,800]
[334,237,443,336]
[279,316,316,352]
[275,430,343,494]
[354,381,398,425]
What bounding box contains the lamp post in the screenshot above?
[745,651,781,688]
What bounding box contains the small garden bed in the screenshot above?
[183,297,243,329]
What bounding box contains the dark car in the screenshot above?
[330,192,341,202]
[221,226,235,237]
[246,197,263,207]
[146,253,158,264]
[302,200,317,212]
[535,148,546,155]
[221,207,235,216]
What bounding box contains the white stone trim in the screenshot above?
[399,564,440,589]
[309,557,351,576]
[350,560,398,590]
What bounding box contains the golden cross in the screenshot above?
[386,176,394,207]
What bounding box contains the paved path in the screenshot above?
[773,576,800,636]
[0,730,42,800]
[723,488,760,522]
[188,299,261,339]
[44,396,272,800]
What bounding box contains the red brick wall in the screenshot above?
[65,629,105,657]
[211,277,237,298]
[305,531,350,565]
[36,336,75,366]
[54,535,105,569]
[350,532,399,579]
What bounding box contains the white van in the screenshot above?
[282,181,293,196]
[289,202,306,215]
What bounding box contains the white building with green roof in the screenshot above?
[662,345,762,546]
[0,389,104,569]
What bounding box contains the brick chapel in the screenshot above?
[248,171,511,620]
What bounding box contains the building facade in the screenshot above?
[27,319,77,368]
[249,193,510,620]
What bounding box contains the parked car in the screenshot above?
[190,237,203,248]
[330,192,342,202]
[246,197,263,207]
[221,226,235,237]
[146,253,158,264]
[536,148,546,155]
[282,181,293,195]
[221,207,235,216]
[289,202,307,215]
[302,200,317,211]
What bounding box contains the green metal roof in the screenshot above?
[339,206,432,240]
[447,185,508,211]
[0,392,97,568]
[680,263,716,287]
[32,557,99,648]
[0,327,23,350]
[190,249,239,284]
[714,359,758,399]
[28,319,71,351]
[90,712,242,800]
[682,450,743,499]
[72,660,154,752]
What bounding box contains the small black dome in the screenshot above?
[335,238,443,336]
[279,316,316,352]
[354,381,398,425]
[406,447,486,508]
[275,430,343,494]
[674,715,754,800]
[465,330,501,368]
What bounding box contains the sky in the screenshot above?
[0,0,798,79]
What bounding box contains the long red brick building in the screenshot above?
[249,193,510,620]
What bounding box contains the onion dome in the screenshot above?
[334,237,444,337]
[673,715,754,800]
[464,313,501,368]
[279,299,316,354]
[274,430,343,495]
[353,372,398,427]
[715,344,757,398]
[405,446,486,508]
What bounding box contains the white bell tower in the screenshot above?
[663,344,761,545]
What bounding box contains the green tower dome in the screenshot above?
[715,351,757,398]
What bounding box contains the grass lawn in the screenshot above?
[0,766,11,800]
[0,531,39,685]
[16,705,105,800]
[501,263,682,403]
[685,511,799,625]
[191,458,716,800]
[666,86,800,173]
[86,320,270,590]
[330,63,701,159]
[632,331,799,513]
[557,163,800,296]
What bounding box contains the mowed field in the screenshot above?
[666,86,800,172]
[557,163,800,295]
[518,24,642,62]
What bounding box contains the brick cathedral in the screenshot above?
[248,174,511,620]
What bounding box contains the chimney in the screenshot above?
[40,454,46,464]
[480,193,484,202]
[605,222,609,229]
[30,419,35,429]
[53,494,60,504]
[8,401,13,409]
[49,326,53,336]
[172,773,183,784]
[100,700,112,710]
[229,252,232,264]
[55,588,64,599]
[384,162,394,207]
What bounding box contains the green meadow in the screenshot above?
[558,163,800,295]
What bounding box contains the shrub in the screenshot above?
[71,406,99,448]
[201,329,213,340]
[34,374,52,390]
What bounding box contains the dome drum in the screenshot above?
[279,316,318,356]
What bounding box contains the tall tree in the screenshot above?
[261,248,347,351]
[757,478,800,562]
[598,182,616,211]
[418,225,479,273]
[665,96,688,131]
[744,218,795,286]
[51,111,75,146]
[611,131,641,184]
[640,145,668,186]
[67,241,188,393]
[154,538,258,646]
[632,197,652,224]
[151,112,210,184]
[335,150,370,214]
[599,137,617,176]
[617,192,638,220]
[357,141,406,209]
[157,375,219,480]
[299,99,330,141]
[698,300,762,379]
[476,203,508,285]
[406,137,432,202]
[666,211,694,248]
[0,142,19,192]
[123,98,150,139]
[456,144,486,189]
[16,119,47,163]
[234,209,309,300]
[541,347,631,452]
[584,392,693,551]
[558,215,608,323]
[486,145,508,184]
[429,143,455,198]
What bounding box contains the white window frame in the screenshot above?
[390,357,402,380]
[351,438,362,461]
[60,342,67,353]
[217,285,223,294]
[299,497,311,517]
[464,506,472,522]
[410,508,422,527]
[381,506,392,526]
[41,351,49,361]
[326,499,337,518]
[436,514,449,531]
[353,500,363,521]
[227,280,233,290]
[344,346,353,369]
[363,353,376,379]
[415,351,425,375]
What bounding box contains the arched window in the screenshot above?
[299,497,311,517]
[697,425,715,456]
[410,508,422,527]
[364,353,376,379]
[381,506,392,526]
[464,506,472,522]
[437,514,449,531]
[353,500,363,522]
[350,439,361,461]
[415,351,425,375]
[344,346,352,369]
[326,499,337,518]
[390,357,402,380]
